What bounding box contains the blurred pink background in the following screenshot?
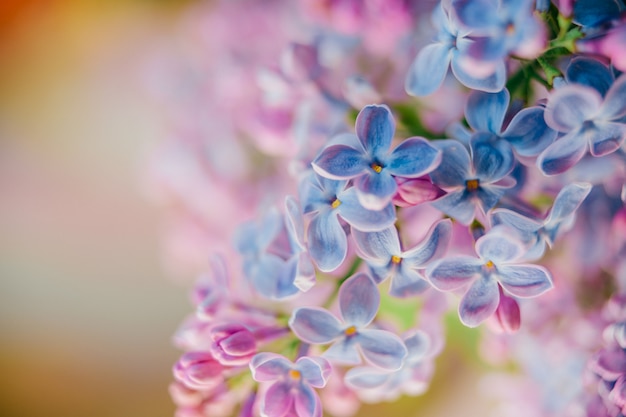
[0,1,494,416]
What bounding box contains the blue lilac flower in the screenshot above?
[312,104,441,210]
[343,330,435,401]
[289,273,408,369]
[234,208,315,299]
[428,138,516,225]
[491,182,592,261]
[405,0,507,96]
[249,353,331,417]
[452,88,557,156]
[297,172,396,272]
[537,74,626,175]
[452,0,546,64]
[352,219,452,297]
[426,228,553,327]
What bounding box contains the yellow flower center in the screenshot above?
[289,369,301,380]
[371,163,383,174]
[466,179,479,191]
[485,260,495,269]
[344,326,357,336]
[391,255,402,264]
[331,198,342,209]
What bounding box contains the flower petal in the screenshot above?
[354,170,398,211]
[458,275,500,327]
[599,74,626,120]
[389,267,431,297]
[337,187,396,232]
[386,137,442,178]
[429,140,471,188]
[537,129,588,175]
[263,381,294,417]
[475,232,525,263]
[307,210,347,272]
[471,135,515,182]
[403,219,452,267]
[426,257,482,291]
[497,265,553,298]
[586,121,626,156]
[323,338,361,365]
[355,104,395,156]
[339,273,380,327]
[502,106,557,156]
[565,56,614,97]
[430,190,477,225]
[465,89,510,134]
[358,329,408,370]
[544,85,602,132]
[491,208,542,242]
[294,384,323,417]
[450,55,505,92]
[312,145,368,179]
[352,226,399,262]
[344,367,391,389]
[250,353,292,382]
[289,307,343,344]
[405,43,452,96]
[545,182,592,224]
[296,356,332,388]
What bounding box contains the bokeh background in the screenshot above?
[0,1,494,416]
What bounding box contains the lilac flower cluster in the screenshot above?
[146,0,626,416]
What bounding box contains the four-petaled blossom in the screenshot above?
[344,330,436,402]
[250,353,331,417]
[426,228,553,327]
[234,208,315,299]
[429,138,516,225]
[405,0,507,95]
[491,182,592,261]
[298,173,396,272]
[352,219,452,297]
[537,74,626,175]
[312,104,441,210]
[452,0,546,66]
[452,88,556,156]
[289,273,408,369]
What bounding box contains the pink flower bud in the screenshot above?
[210,324,257,366]
[173,352,225,390]
[488,286,521,334]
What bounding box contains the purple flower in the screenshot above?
[312,104,441,210]
[405,0,507,96]
[452,0,546,63]
[234,207,315,299]
[250,353,331,417]
[453,89,557,157]
[343,330,436,402]
[537,74,626,175]
[491,182,592,261]
[352,219,452,297]
[426,228,553,327]
[428,138,516,225]
[289,273,408,369]
[298,173,396,272]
